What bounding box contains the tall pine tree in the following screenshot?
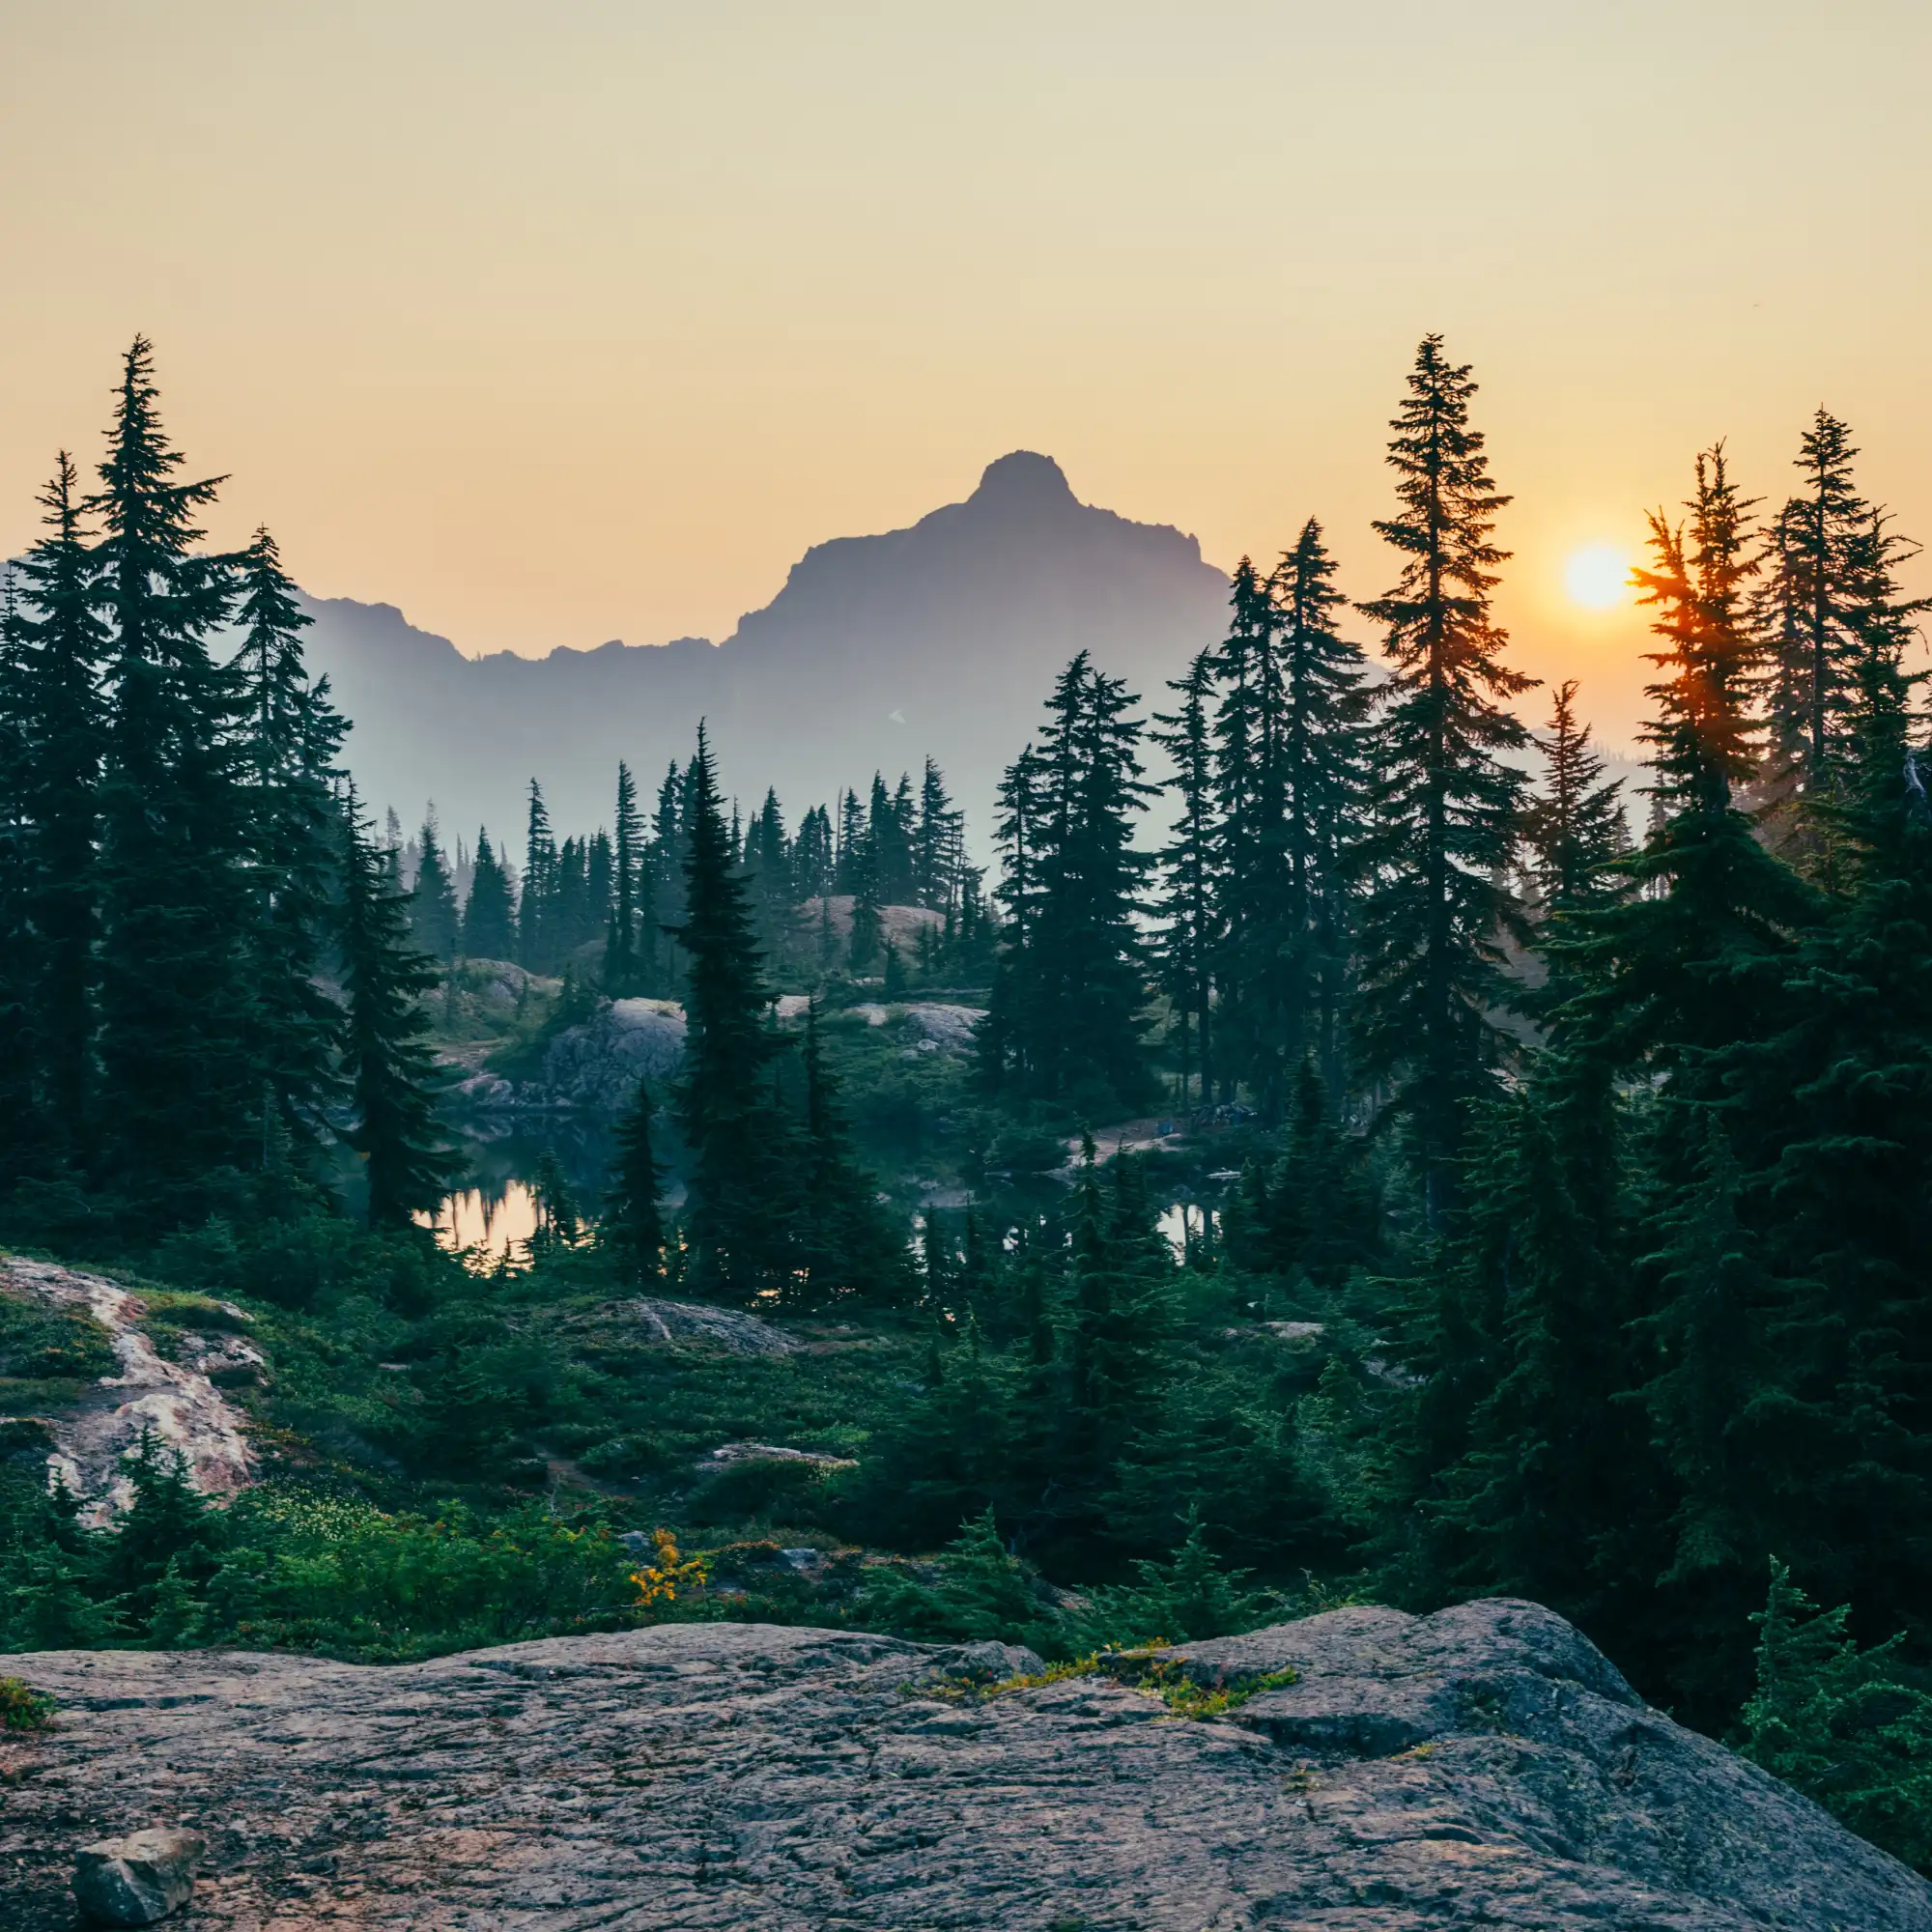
[1151,649,1220,1108]
[518,780,555,972]
[672,726,794,1298]
[1270,517,1370,1109]
[461,828,517,960]
[980,655,1154,1111]
[232,526,348,1165]
[604,760,644,993]
[409,813,460,962]
[606,1076,666,1286]
[1353,336,1536,1224]
[90,337,256,1199]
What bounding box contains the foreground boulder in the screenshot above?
[71,1828,205,1926]
[3,1601,1926,1929]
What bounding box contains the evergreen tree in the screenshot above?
[100,1429,223,1631]
[1566,447,1817,1069]
[1520,680,1629,958]
[1151,649,1220,1108]
[584,830,613,944]
[1713,643,1932,1660]
[409,813,460,961]
[1557,447,1822,1714]
[551,836,588,959]
[90,336,256,1199]
[1223,1061,1378,1289]
[232,526,349,1164]
[461,828,516,960]
[1272,518,1371,1103]
[606,1076,666,1285]
[528,1146,580,1254]
[647,758,686,986]
[1353,335,1537,1223]
[843,1337,1019,1555]
[1399,1061,1653,1649]
[12,455,110,1161]
[1206,558,1270,1101]
[340,785,459,1226]
[791,804,834,907]
[672,726,795,1298]
[873,772,916,903]
[1759,411,1872,813]
[913,757,964,912]
[518,779,555,972]
[1215,554,1296,1110]
[745,787,793,963]
[980,655,1155,1110]
[847,824,883,972]
[1744,1560,1932,1873]
[835,787,867,893]
[1065,1508,1286,1648]
[604,761,642,993]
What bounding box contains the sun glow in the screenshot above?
[1564,542,1632,611]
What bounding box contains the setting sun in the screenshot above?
[1564,542,1631,611]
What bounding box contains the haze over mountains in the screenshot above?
[302,451,1230,851]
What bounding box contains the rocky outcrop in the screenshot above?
[460,991,984,1120]
[542,998,685,1112]
[5,1600,1926,1928]
[697,1440,856,1471]
[775,993,985,1055]
[620,1295,800,1357]
[0,1257,260,1525]
[795,895,943,952]
[457,999,686,1116]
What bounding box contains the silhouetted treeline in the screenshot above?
[421,749,992,989]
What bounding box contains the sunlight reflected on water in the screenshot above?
[1157,1202,1216,1258]
[421,1181,540,1261]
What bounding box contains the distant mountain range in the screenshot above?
[300,451,1230,853]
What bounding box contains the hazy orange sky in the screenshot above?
[4,1,1928,755]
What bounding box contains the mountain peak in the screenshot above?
[971,450,1076,509]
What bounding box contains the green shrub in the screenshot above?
[685,1457,827,1527]
[856,1507,1053,1647]
[209,1487,641,1661]
[1061,1512,1287,1651]
[0,1675,56,1731]
[1743,1559,1932,1873]
[578,1433,675,1479]
[0,1293,117,1388]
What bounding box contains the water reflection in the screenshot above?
[428,1126,1212,1269]
[1157,1201,1217,1258]
[425,1180,541,1261]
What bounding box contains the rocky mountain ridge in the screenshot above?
[5,1600,1926,1929]
[299,450,1230,848]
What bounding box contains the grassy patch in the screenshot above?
[1103,1646,1301,1719]
[918,1646,1299,1721]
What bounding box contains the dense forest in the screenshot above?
[5,336,1932,1870]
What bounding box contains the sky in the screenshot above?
[3,1,1929,755]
